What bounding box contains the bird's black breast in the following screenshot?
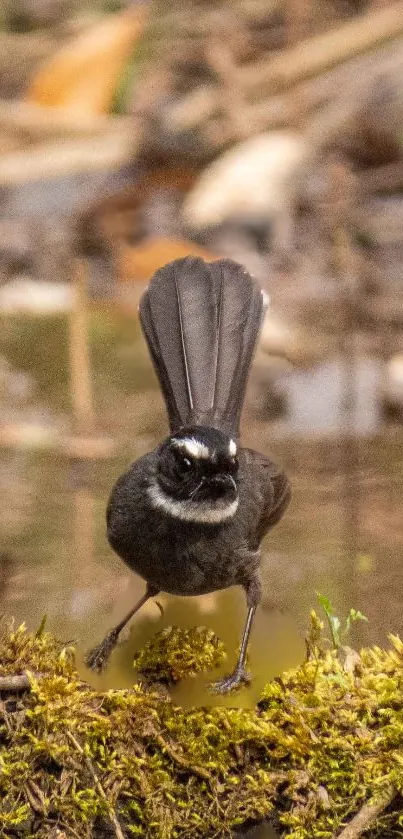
[106,447,290,596]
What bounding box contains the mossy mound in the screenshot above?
[0,615,402,838]
[133,625,226,684]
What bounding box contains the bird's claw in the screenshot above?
[84,628,120,673]
[210,666,251,694]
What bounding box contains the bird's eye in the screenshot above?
[173,448,193,475]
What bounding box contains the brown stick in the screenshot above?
[0,673,32,691]
[0,129,136,186]
[68,260,94,435]
[0,99,130,140]
[329,161,361,567]
[336,786,397,839]
[168,41,403,138]
[239,1,403,96]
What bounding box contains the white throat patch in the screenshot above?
[147,480,238,524]
[171,436,209,460]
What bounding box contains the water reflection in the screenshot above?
[0,447,304,707]
[1,421,403,708]
[0,309,402,706]
[273,356,383,436]
[83,591,303,711]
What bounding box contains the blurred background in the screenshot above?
[0,0,403,707]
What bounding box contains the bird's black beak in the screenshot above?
[197,473,238,501]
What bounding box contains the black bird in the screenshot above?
[85,256,290,693]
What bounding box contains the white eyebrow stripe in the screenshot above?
[147,482,238,524]
[228,439,237,457]
[171,437,209,459]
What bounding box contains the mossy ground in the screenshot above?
[0,614,402,838]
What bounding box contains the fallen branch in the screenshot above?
[0,99,131,141]
[167,40,403,137]
[239,1,403,96]
[0,129,136,185]
[0,673,32,691]
[336,786,397,839]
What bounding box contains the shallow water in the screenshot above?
[0,307,403,708]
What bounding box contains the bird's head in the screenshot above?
[148,426,239,524]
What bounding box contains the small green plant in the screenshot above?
[316,592,367,649]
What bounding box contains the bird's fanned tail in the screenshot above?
[139,256,267,435]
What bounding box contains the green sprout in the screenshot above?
[316,592,368,649]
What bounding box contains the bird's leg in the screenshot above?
[85,584,159,673]
[211,576,261,694]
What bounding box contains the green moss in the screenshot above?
[0,615,402,838]
[133,625,226,684]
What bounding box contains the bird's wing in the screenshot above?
[240,448,291,551]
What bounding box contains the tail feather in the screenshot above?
[139,256,267,434]
[209,260,264,433]
[138,291,183,431]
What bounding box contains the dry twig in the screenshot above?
[240,1,403,95]
[336,786,397,839]
[0,673,32,691]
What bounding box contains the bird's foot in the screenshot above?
[210,665,251,694]
[84,628,120,673]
